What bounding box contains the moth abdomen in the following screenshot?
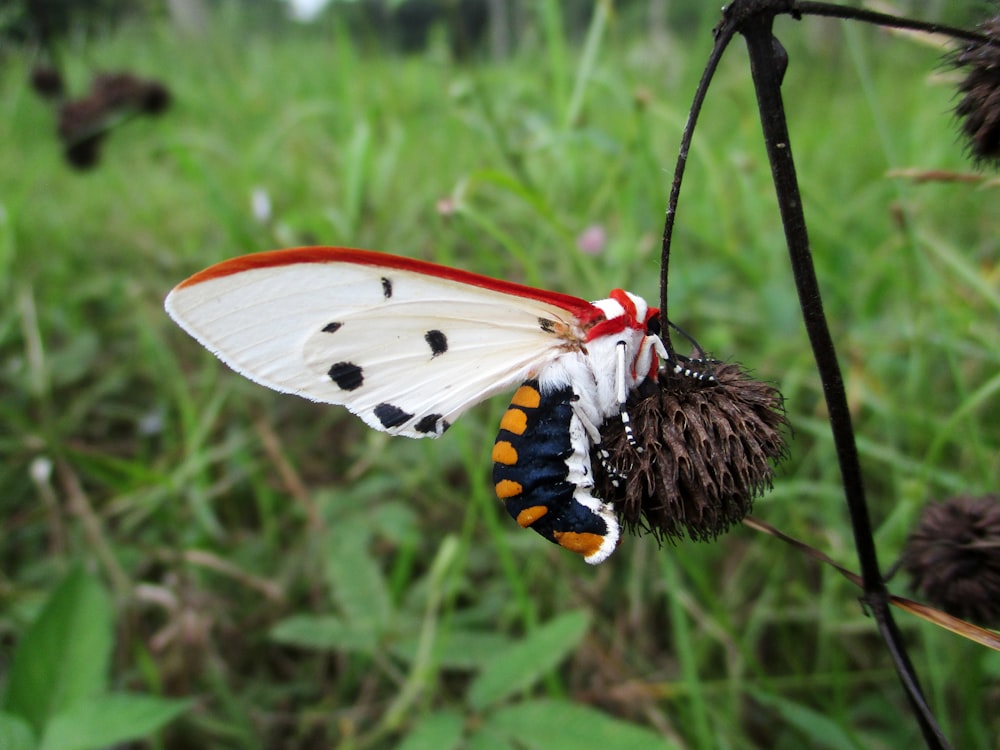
[491,379,619,564]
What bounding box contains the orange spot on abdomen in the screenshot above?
[491,440,518,465]
[510,385,541,408]
[495,479,523,499]
[553,531,605,558]
[499,408,528,435]
[515,505,548,527]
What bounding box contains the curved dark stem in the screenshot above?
[660,4,987,741]
[796,1,989,45]
[735,5,949,748]
[658,21,739,353]
[659,3,995,339]
[869,592,951,741]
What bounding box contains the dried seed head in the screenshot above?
[57,96,110,142]
[57,96,111,169]
[92,71,147,108]
[139,81,172,115]
[92,71,171,114]
[30,66,64,99]
[593,361,787,543]
[50,71,170,171]
[901,494,1000,627]
[63,133,105,170]
[952,17,1000,164]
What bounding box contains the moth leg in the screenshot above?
[649,333,668,361]
[615,341,640,450]
[571,398,603,446]
[596,445,627,489]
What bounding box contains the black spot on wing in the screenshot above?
[374,403,412,429]
[322,322,343,333]
[329,362,363,391]
[425,329,448,357]
[414,414,445,434]
[538,318,557,333]
[381,277,393,299]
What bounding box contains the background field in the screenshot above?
[1,2,998,749]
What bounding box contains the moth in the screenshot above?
[165,247,667,564]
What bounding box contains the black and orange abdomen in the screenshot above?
[491,380,616,561]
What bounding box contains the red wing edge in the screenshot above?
[173,246,598,318]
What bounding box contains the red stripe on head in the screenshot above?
[585,289,647,341]
[610,289,637,319]
[585,316,627,341]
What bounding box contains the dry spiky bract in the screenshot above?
[901,494,1000,627]
[593,361,787,544]
[953,16,1000,164]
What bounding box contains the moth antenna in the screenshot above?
[671,354,717,382]
[666,319,708,358]
[664,319,717,381]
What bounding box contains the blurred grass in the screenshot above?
[1,5,998,750]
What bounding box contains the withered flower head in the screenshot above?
[91,71,147,109]
[50,71,171,171]
[30,66,64,99]
[64,133,106,170]
[901,494,1000,627]
[86,72,172,115]
[139,81,172,115]
[73,72,173,123]
[593,360,787,543]
[56,96,113,169]
[952,16,1000,164]
[57,96,110,142]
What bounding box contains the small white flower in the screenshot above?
[30,456,53,484]
[251,187,272,224]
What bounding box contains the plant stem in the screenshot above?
[737,7,949,748]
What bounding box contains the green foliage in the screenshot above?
[0,3,997,749]
[271,535,640,747]
[0,568,189,749]
[2,567,113,731]
[465,610,590,710]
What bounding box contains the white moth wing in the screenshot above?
[165,253,592,438]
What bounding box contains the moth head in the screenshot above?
[583,290,663,387]
[586,289,658,340]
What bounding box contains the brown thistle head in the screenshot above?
[594,360,787,544]
[901,494,1000,627]
[952,16,1000,165]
